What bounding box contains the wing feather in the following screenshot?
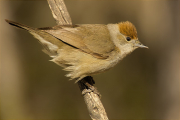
[43,24,115,59]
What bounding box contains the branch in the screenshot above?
[47,0,109,119]
[78,76,109,120]
[47,0,72,25]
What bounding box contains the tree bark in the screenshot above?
[78,76,109,120]
[47,0,72,25]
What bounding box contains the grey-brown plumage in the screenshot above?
[5,19,148,82]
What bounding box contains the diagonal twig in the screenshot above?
[47,0,72,25]
[47,0,109,119]
[78,76,109,120]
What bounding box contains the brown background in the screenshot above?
[1,0,180,119]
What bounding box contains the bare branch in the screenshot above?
[46,1,108,119]
[78,76,109,120]
[47,0,72,25]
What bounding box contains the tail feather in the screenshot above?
[5,19,33,31]
[5,19,61,58]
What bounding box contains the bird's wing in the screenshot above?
[43,24,115,59]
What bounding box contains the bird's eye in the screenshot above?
[126,37,131,41]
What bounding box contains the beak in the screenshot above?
[134,41,148,49]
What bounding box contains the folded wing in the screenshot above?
[43,24,115,59]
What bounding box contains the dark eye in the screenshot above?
[126,37,131,41]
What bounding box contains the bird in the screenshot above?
[5,19,148,82]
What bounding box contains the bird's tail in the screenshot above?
[5,19,34,31]
[5,19,63,58]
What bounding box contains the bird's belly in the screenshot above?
[51,47,121,80]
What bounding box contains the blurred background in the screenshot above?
[0,0,180,119]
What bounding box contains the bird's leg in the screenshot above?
[78,76,101,98]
